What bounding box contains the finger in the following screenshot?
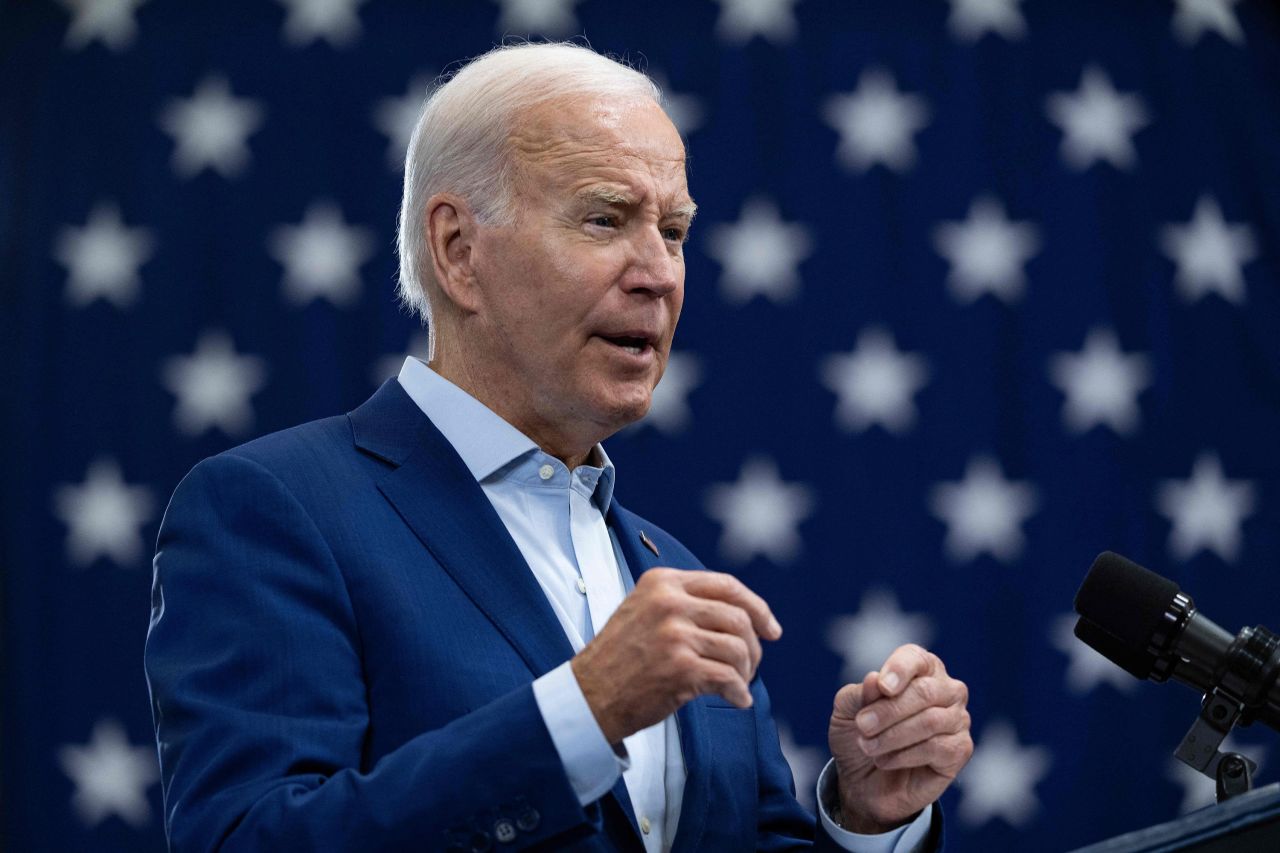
[869,731,974,775]
[685,598,763,673]
[856,676,968,737]
[697,658,753,708]
[682,571,781,640]
[876,644,941,697]
[689,626,755,682]
[858,704,970,757]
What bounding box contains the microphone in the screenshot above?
[1073,551,1280,733]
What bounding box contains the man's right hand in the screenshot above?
[571,568,782,744]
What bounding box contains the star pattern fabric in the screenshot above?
[8,4,1280,849]
[822,69,931,173]
[1048,327,1151,436]
[1156,452,1255,563]
[955,721,1052,828]
[161,332,269,437]
[58,720,160,827]
[775,722,824,812]
[277,0,368,47]
[712,0,801,45]
[820,327,929,434]
[704,456,815,565]
[269,201,376,307]
[58,0,147,52]
[53,203,155,309]
[932,195,1041,304]
[158,75,266,179]
[1171,0,1245,46]
[825,588,936,683]
[1049,614,1136,695]
[1045,65,1151,171]
[53,459,154,568]
[930,456,1039,563]
[705,198,813,304]
[1160,195,1257,304]
[946,0,1027,43]
[373,72,434,169]
[493,0,582,37]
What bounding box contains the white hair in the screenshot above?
[395,42,665,354]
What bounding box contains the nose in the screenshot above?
[621,226,681,297]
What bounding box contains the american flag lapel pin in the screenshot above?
[639,530,660,557]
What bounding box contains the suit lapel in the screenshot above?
[608,507,711,853]
[352,380,575,678]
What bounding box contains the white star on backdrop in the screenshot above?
[373,72,434,169]
[53,202,155,309]
[705,198,813,305]
[956,720,1052,827]
[946,0,1027,43]
[53,458,154,568]
[820,327,930,434]
[1168,739,1266,814]
[1049,614,1136,694]
[713,0,801,44]
[269,201,376,307]
[652,73,706,137]
[930,456,1039,563]
[1171,0,1245,46]
[639,351,701,434]
[58,0,147,52]
[822,69,931,173]
[493,0,582,36]
[1048,327,1152,436]
[161,331,268,437]
[1156,452,1255,563]
[277,0,367,47]
[159,75,265,179]
[776,722,824,812]
[704,456,815,565]
[58,719,159,827]
[372,332,432,387]
[1045,65,1151,171]
[933,196,1041,304]
[826,588,936,683]
[1160,195,1257,305]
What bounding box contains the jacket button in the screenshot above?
[469,830,492,852]
[493,818,517,843]
[516,807,540,832]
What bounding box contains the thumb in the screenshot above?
[833,671,882,719]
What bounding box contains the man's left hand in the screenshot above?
[827,644,972,834]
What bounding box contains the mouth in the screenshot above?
[595,332,657,357]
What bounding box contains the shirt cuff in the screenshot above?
[531,660,627,806]
[816,759,934,853]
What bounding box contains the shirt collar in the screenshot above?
[395,357,617,510]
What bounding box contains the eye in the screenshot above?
[662,226,688,243]
[587,215,617,228]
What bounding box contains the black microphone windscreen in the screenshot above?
[1073,551,1181,655]
[1073,617,1155,679]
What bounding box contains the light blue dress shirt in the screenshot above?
[395,358,931,853]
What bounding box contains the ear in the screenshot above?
[425,193,483,314]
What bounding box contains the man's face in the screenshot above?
[463,95,693,451]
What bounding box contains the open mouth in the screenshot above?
[598,335,652,355]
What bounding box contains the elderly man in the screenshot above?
[145,43,971,852]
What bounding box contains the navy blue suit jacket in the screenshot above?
[145,379,912,851]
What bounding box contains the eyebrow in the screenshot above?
[575,186,698,220]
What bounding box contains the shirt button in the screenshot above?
[575,577,587,595]
[640,816,651,835]
[538,464,554,480]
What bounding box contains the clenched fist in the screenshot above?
[571,568,782,744]
[828,644,972,833]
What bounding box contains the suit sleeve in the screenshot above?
[144,453,599,852]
